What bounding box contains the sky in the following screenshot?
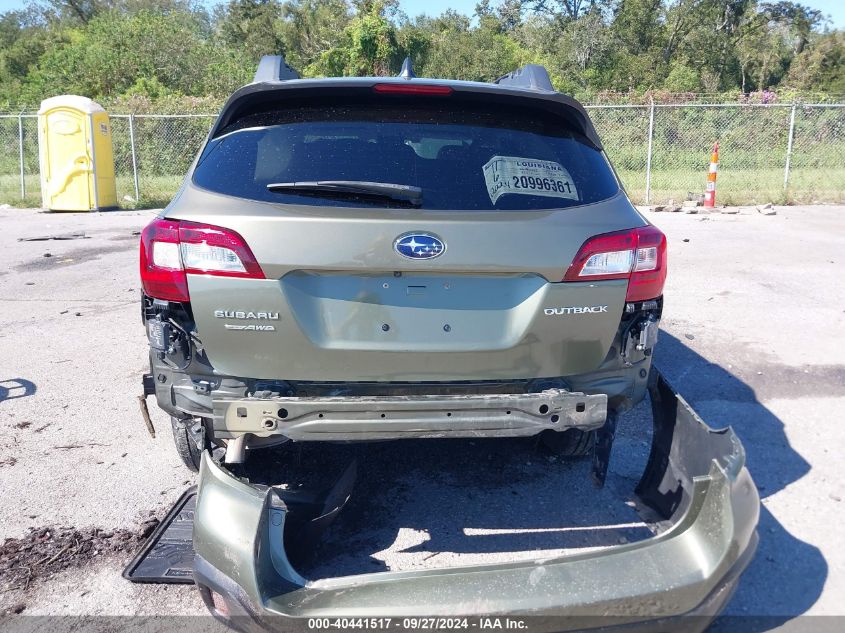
[0,0,842,28]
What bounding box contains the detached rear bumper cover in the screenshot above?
[192,371,759,628]
[212,389,607,441]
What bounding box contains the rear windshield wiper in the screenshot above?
[266,181,422,207]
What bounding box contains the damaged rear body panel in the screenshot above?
[190,371,759,630]
[139,65,667,460]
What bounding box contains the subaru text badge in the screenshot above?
[394,233,445,260]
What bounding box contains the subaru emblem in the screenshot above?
[394,233,446,260]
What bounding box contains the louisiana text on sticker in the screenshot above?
[482,156,579,204]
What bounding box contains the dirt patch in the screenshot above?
[1,602,26,615]
[108,230,141,241]
[0,520,159,593]
[13,243,131,273]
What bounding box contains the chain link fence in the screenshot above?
[0,114,39,206]
[587,103,845,205]
[109,114,217,207]
[2,105,843,208]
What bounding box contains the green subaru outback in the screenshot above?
[137,58,757,630]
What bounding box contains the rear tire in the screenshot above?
[539,428,595,457]
[170,416,204,472]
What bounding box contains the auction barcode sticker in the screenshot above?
[482,156,579,204]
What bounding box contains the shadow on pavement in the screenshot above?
[247,332,825,626]
[655,333,826,629]
[0,378,36,403]
[280,431,653,579]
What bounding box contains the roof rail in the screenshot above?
[253,55,300,83]
[494,64,554,92]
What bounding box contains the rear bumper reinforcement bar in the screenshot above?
[212,389,608,441]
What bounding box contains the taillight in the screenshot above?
[178,222,265,278]
[140,219,188,302]
[564,226,667,302]
[140,218,264,302]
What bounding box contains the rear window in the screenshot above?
[193,100,619,210]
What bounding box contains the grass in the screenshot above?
[119,174,184,209]
[617,167,845,205]
[3,169,844,210]
[0,174,41,208]
[0,174,182,210]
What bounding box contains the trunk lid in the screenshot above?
[176,189,644,381]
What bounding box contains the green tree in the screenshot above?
[307,1,400,76]
[0,0,842,108]
[279,0,351,71]
[664,61,701,91]
[22,8,235,100]
[785,30,845,93]
[421,11,532,82]
[496,0,524,31]
[215,0,286,62]
[606,0,665,90]
[613,0,664,57]
[0,8,52,87]
[43,0,104,24]
[524,0,608,21]
[762,1,823,54]
[43,0,202,24]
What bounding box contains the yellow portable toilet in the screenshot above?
[38,95,118,211]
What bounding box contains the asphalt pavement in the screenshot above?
[0,205,842,626]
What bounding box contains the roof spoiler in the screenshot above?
[494,64,554,92]
[217,60,601,149]
[253,55,300,83]
[398,57,416,79]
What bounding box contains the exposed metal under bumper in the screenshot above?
[191,369,760,629]
[212,389,608,441]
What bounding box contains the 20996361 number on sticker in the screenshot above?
[482,155,579,204]
[511,175,573,194]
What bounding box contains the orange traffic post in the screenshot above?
[703,142,719,208]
